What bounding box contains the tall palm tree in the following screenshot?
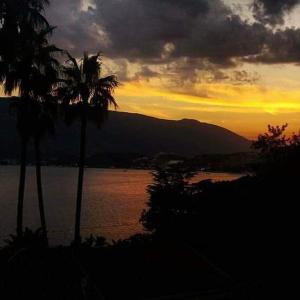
[57,52,119,245]
[30,29,61,242]
[32,98,57,242]
[31,69,60,244]
[8,98,33,238]
[11,30,60,241]
[0,0,57,238]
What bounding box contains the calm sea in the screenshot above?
[0,166,242,245]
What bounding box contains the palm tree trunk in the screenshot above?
[34,136,48,243]
[74,109,87,245]
[17,137,27,238]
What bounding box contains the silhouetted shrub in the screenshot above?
[80,235,108,248]
[111,233,153,250]
[2,228,48,251]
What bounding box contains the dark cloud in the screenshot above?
[46,1,107,54]
[245,28,300,64]
[45,0,300,84]
[252,0,300,25]
[95,0,216,60]
[175,15,267,65]
[47,0,267,63]
[95,0,271,67]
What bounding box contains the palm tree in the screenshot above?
[8,98,34,238]
[32,99,57,242]
[0,0,57,238]
[30,29,61,242]
[57,52,119,245]
[12,29,60,241]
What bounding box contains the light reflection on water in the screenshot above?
[0,166,242,245]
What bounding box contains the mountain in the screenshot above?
[0,99,250,162]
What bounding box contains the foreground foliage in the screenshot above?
[140,125,299,298]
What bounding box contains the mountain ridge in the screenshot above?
[0,98,250,161]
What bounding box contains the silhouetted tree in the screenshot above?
[0,0,58,238]
[252,124,288,154]
[141,163,196,234]
[252,124,300,177]
[8,34,60,241]
[30,29,61,242]
[32,105,55,241]
[57,52,119,245]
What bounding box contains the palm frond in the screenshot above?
[65,51,80,71]
[57,51,120,125]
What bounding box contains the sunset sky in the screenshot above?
[4,0,300,139]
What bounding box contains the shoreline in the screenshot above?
[0,164,246,176]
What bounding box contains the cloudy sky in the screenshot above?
[44,0,300,138]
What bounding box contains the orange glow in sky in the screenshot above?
[114,65,300,140]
